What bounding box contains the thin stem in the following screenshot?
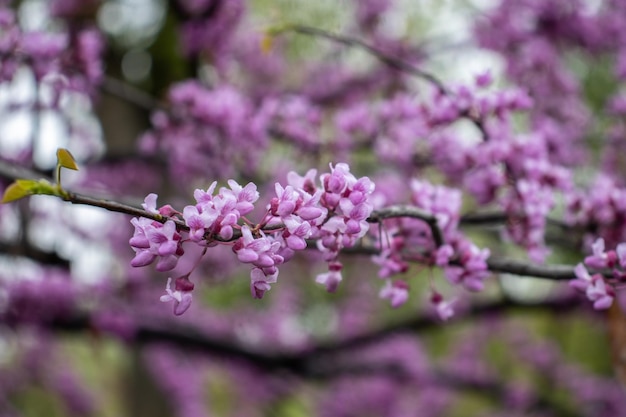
[283,25,449,94]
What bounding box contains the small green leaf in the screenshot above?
[2,179,59,203]
[2,181,32,203]
[56,148,79,171]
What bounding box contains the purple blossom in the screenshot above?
[584,238,618,269]
[444,240,490,291]
[570,263,614,310]
[316,261,343,293]
[234,226,282,268]
[379,279,409,308]
[431,292,457,321]
[250,267,277,299]
[160,277,194,316]
[129,217,182,272]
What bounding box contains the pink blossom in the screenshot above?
[570,263,614,310]
[160,277,194,316]
[584,238,618,269]
[431,292,457,321]
[586,279,614,310]
[316,262,343,293]
[379,280,409,308]
[250,267,278,299]
[129,218,181,272]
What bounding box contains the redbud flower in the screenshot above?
[586,279,614,310]
[617,243,626,269]
[379,279,409,308]
[584,238,617,269]
[160,277,194,316]
[250,267,277,299]
[129,217,181,271]
[431,292,457,321]
[570,263,614,310]
[316,261,343,293]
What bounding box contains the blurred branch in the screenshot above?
[101,75,165,112]
[282,24,449,94]
[461,211,571,229]
[0,241,69,267]
[485,257,576,280]
[306,294,581,357]
[47,295,582,374]
[32,295,583,417]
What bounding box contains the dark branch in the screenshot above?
[47,295,582,375]
[101,75,165,112]
[0,241,69,267]
[367,204,444,247]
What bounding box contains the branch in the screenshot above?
[367,204,444,247]
[0,159,582,281]
[343,243,578,281]
[45,295,581,376]
[0,241,69,267]
[305,294,581,357]
[283,25,449,94]
[461,211,572,230]
[486,257,576,280]
[101,75,165,112]
[279,25,489,139]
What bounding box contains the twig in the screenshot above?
[367,204,444,247]
[285,25,449,94]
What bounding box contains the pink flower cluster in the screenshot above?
[372,179,490,318]
[129,194,183,272]
[570,238,625,310]
[0,7,103,91]
[129,163,375,314]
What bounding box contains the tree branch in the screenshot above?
[0,159,583,281]
[367,204,445,247]
[284,24,449,94]
[45,295,582,375]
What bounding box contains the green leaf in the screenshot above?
[1,181,32,203]
[2,179,59,203]
[56,148,79,171]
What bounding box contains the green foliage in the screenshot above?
[1,179,56,203]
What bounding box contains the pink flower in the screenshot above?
[250,267,278,299]
[617,243,626,269]
[586,279,614,310]
[316,261,343,293]
[234,226,282,268]
[379,279,409,308]
[182,205,217,241]
[570,263,592,292]
[570,263,614,310]
[584,238,617,269]
[129,218,182,271]
[160,277,194,316]
[431,292,457,321]
[225,179,259,216]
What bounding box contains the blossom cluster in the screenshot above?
[372,179,490,319]
[0,6,103,92]
[129,163,377,315]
